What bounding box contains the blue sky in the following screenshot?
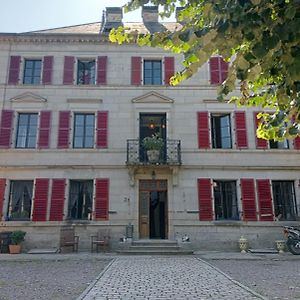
[0,0,145,33]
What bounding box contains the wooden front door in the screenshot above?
[139,180,168,239]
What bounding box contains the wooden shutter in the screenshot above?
[164,56,174,86]
[235,111,248,149]
[38,111,51,149]
[254,112,268,149]
[32,178,49,222]
[209,56,228,85]
[95,178,109,220]
[0,179,6,219]
[49,179,66,221]
[294,137,300,150]
[97,56,107,85]
[240,179,257,221]
[131,56,141,85]
[96,111,108,148]
[8,56,21,84]
[197,111,210,149]
[257,179,274,221]
[57,111,70,149]
[0,110,14,148]
[198,178,213,221]
[63,56,74,85]
[42,56,53,85]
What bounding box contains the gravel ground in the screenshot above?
[207,259,300,300]
[0,255,112,300]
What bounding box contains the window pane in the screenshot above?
[144,61,152,69]
[84,136,94,148]
[86,115,95,126]
[23,60,41,84]
[75,115,84,126]
[74,137,83,148]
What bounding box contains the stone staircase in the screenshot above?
[117,239,193,255]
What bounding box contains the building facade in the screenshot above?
[0,7,299,251]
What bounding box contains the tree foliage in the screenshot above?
[109,0,300,140]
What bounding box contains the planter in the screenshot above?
[275,240,286,253]
[239,236,249,253]
[9,244,21,254]
[147,150,160,163]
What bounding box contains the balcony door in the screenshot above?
[139,113,166,162]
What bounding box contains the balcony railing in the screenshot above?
[126,139,182,165]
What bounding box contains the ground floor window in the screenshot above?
[68,180,93,220]
[7,180,33,220]
[272,181,297,220]
[213,180,238,220]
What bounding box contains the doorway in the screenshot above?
[139,180,168,239]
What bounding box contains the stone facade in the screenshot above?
[0,7,299,252]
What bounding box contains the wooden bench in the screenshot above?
[59,227,79,253]
[91,229,110,253]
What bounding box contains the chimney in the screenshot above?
[176,7,188,24]
[142,6,159,22]
[101,7,123,34]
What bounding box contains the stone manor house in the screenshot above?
[0,7,299,251]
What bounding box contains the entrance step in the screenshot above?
[117,239,193,255]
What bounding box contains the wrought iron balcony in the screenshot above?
[126,139,182,165]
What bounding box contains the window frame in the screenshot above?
[15,112,38,149]
[73,113,96,149]
[143,59,162,85]
[23,58,42,85]
[211,113,232,149]
[76,58,96,85]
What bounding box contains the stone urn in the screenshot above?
[239,236,249,253]
[275,240,286,253]
[147,150,160,163]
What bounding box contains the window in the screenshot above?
[269,140,289,149]
[68,180,93,220]
[73,113,95,148]
[16,113,38,148]
[7,180,33,220]
[144,60,162,85]
[77,60,95,84]
[211,114,232,149]
[23,59,42,84]
[214,180,238,220]
[272,181,297,221]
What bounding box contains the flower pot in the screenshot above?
[9,244,21,254]
[147,150,160,163]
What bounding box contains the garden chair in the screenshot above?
[91,229,110,253]
[59,226,79,253]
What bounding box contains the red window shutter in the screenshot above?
[49,179,66,221]
[164,57,174,86]
[97,56,107,85]
[38,111,51,149]
[197,111,210,149]
[254,112,268,149]
[0,110,14,148]
[235,111,248,149]
[96,111,108,148]
[257,179,274,221]
[209,56,228,85]
[0,179,6,219]
[131,56,141,85]
[57,111,70,149]
[32,178,49,222]
[198,178,213,221]
[240,179,257,221]
[63,56,74,85]
[95,178,109,220]
[42,56,53,85]
[294,137,300,150]
[8,56,21,84]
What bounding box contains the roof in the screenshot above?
[27,22,182,35]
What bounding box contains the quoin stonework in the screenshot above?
[0,6,299,252]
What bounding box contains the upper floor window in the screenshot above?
[23,59,42,84]
[73,113,95,148]
[16,113,38,148]
[213,180,238,220]
[211,114,232,149]
[272,181,297,221]
[77,59,96,85]
[144,60,162,85]
[8,180,33,220]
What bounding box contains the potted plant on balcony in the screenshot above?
[142,133,164,163]
[9,230,26,254]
